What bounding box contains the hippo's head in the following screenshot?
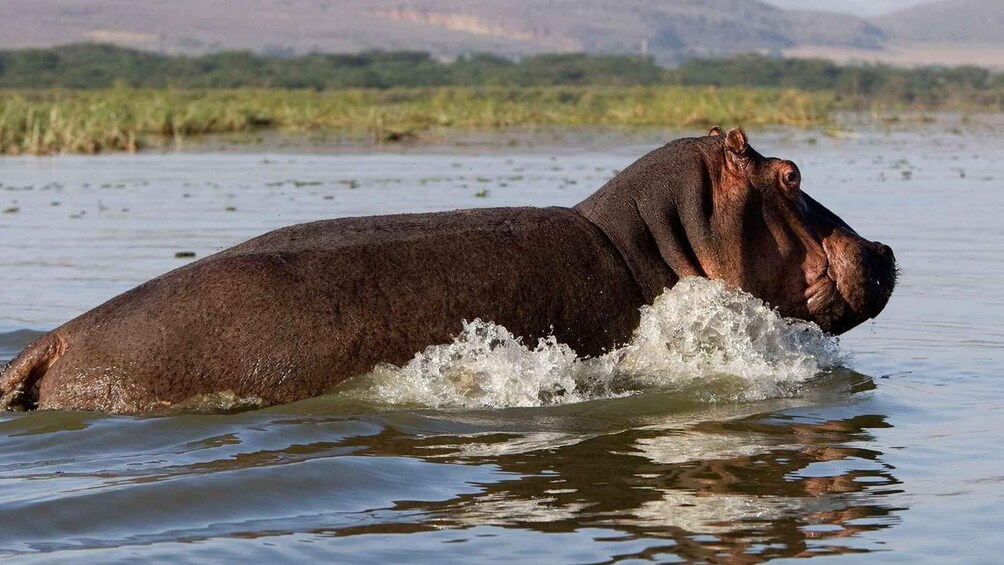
[577,127,896,334]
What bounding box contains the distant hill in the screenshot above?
[3,0,1001,68]
[0,0,885,63]
[875,0,1004,45]
[782,10,885,48]
[764,0,928,17]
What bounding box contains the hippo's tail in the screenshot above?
[0,332,66,411]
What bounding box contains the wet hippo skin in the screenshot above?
[1,128,896,413]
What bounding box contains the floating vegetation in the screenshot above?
[174,251,196,259]
[0,86,833,155]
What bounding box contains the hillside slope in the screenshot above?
[875,0,1004,45]
[0,0,885,60]
[765,0,927,17]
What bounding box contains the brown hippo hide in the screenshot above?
[1,129,896,413]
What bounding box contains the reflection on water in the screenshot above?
[0,370,898,562]
[398,414,899,562]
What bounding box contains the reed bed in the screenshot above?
[0,86,834,155]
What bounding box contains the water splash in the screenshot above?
[616,278,842,402]
[359,323,609,409]
[340,278,843,409]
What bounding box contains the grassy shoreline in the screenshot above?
[0,87,833,155]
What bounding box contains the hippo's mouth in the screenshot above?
[804,263,851,333]
[805,269,837,316]
[803,239,896,334]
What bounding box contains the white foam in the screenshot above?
[615,278,842,402]
[339,278,843,409]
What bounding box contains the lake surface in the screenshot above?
[1,122,1002,563]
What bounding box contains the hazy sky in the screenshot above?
[762,0,932,17]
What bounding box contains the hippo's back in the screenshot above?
[24,206,643,412]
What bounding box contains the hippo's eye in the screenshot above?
[780,167,800,193]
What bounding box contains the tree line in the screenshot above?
[1,44,1000,106]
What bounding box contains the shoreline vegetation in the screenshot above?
[0,45,1001,155]
[0,87,832,155]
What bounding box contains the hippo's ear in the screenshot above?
[708,125,723,137]
[725,128,748,155]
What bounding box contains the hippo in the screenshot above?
[0,128,896,413]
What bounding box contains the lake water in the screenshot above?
[0,122,1002,563]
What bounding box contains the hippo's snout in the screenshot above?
[818,231,897,334]
[864,240,897,319]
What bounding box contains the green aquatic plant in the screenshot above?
[0,86,834,155]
